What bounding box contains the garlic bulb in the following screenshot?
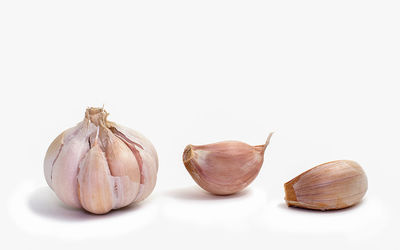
[284,160,367,210]
[182,133,273,195]
[44,107,158,214]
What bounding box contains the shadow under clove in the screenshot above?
[277,198,366,214]
[165,186,251,201]
[27,186,146,222]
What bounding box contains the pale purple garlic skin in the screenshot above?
[44,108,158,214]
[183,133,273,195]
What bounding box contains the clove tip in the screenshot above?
[183,145,194,164]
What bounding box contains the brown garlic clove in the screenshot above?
[182,133,273,195]
[284,160,368,210]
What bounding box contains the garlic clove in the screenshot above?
[50,122,96,208]
[43,129,70,189]
[109,123,159,168]
[284,160,368,210]
[101,127,141,207]
[110,176,140,209]
[77,143,114,215]
[183,133,273,195]
[101,127,141,183]
[134,150,158,202]
[110,124,159,202]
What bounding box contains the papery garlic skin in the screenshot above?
[109,124,158,202]
[284,160,368,210]
[43,108,158,214]
[183,133,273,195]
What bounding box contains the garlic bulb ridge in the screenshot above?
[44,107,158,214]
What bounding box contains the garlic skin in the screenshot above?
[44,107,158,214]
[284,160,368,210]
[182,133,273,195]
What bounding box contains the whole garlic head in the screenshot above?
[44,107,158,214]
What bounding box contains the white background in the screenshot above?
[1,0,399,249]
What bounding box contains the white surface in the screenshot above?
[1,0,399,249]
